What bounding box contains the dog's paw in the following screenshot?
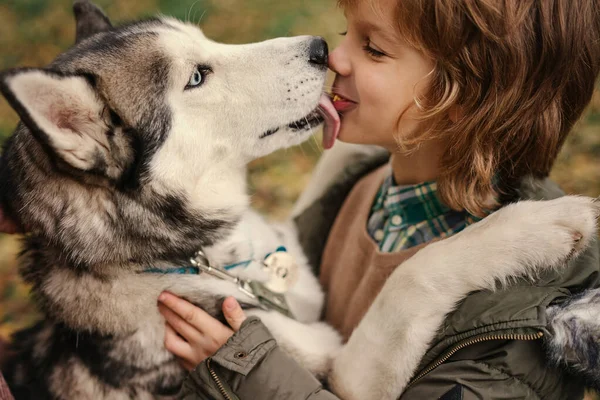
[249,310,342,378]
[461,196,599,282]
[503,196,597,261]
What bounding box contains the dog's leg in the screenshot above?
[329,196,600,400]
[247,309,343,378]
[38,271,252,336]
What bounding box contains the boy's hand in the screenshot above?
[158,292,247,371]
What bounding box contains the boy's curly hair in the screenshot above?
[340,0,600,216]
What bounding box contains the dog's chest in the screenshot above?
[203,210,288,281]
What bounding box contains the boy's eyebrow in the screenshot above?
[355,18,398,44]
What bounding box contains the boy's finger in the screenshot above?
[222,297,247,332]
[158,303,203,343]
[158,291,221,333]
[164,323,195,362]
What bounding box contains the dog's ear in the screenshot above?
[73,0,113,43]
[0,68,112,172]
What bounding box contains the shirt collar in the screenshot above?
[372,170,452,225]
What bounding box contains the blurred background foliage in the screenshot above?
[0,0,598,355]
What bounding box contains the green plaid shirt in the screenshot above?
[367,170,478,252]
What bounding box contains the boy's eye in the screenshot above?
[339,31,348,36]
[363,45,386,58]
[363,39,387,58]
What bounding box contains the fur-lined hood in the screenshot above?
[548,288,600,390]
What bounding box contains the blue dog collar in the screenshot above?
[144,246,288,275]
[144,266,200,275]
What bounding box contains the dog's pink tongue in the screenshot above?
[319,94,341,150]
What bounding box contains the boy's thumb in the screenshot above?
[223,297,246,332]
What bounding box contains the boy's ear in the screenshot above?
[0,68,111,172]
[73,0,113,44]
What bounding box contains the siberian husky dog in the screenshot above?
[0,1,598,399]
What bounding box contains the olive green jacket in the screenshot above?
[180,151,599,400]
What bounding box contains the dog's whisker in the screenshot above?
[298,142,307,158]
[197,9,208,25]
[313,133,322,152]
[192,7,199,25]
[186,0,201,23]
[310,133,322,152]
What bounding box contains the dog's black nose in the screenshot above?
[309,37,328,66]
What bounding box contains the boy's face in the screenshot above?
[329,0,435,151]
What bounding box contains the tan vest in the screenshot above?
[320,166,429,341]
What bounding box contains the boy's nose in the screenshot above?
[309,37,328,66]
[328,45,351,76]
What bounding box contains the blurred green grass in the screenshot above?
[0,0,598,349]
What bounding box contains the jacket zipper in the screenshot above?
[207,358,234,400]
[406,331,544,389]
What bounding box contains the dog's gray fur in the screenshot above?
[547,288,600,391]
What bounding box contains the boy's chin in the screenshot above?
[335,126,374,146]
[332,129,395,153]
[335,125,359,144]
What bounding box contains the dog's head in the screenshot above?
[0,1,336,267]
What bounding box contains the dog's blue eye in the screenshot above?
[189,70,202,86]
[186,66,210,90]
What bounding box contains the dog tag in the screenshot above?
[262,250,298,294]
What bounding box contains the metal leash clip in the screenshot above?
[190,251,295,319]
